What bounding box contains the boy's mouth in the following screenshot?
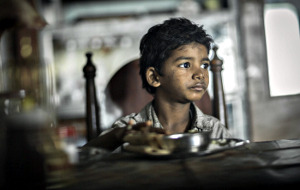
[189,83,207,91]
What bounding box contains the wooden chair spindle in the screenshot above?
[83,52,101,141]
[210,45,228,128]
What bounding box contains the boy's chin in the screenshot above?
[189,95,205,102]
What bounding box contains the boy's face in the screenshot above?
[156,42,210,103]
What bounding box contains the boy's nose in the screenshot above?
[192,69,204,80]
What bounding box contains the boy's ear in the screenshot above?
[146,67,161,87]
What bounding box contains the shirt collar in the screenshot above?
[145,101,207,131]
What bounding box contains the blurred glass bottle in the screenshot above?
[0,27,69,189]
[0,90,73,189]
[0,28,56,124]
[0,1,71,188]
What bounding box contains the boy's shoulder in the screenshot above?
[191,103,231,138]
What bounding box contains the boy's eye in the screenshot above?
[201,63,210,69]
[179,62,190,68]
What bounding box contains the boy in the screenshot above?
[84,17,231,151]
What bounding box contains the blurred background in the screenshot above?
[1,0,300,145]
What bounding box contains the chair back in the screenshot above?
[83,53,101,141]
[106,59,153,116]
[209,45,228,128]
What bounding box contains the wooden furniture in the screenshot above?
[83,52,101,141]
[83,45,228,141]
[106,59,153,117]
[209,45,228,128]
[49,138,300,189]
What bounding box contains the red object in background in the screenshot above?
[57,126,77,139]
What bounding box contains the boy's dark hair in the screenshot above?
[139,17,214,94]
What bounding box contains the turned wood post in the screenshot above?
[83,52,101,141]
[210,45,228,128]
